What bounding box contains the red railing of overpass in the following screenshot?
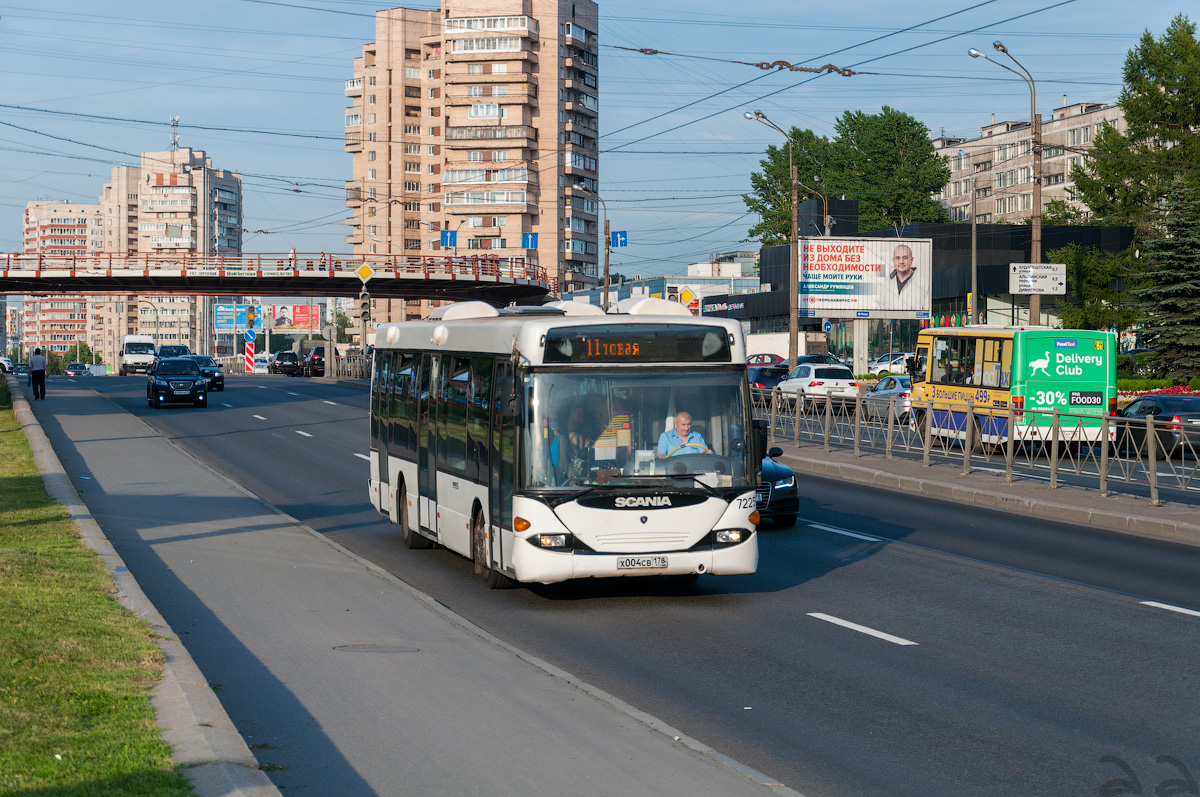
[1,251,558,294]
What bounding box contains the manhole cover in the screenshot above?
[333,644,420,654]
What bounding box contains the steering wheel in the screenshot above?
[666,442,709,457]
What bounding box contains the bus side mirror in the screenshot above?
[752,419,769,463]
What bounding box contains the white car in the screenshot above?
[867,352,913,375]
[777,363,860,410]
[0,356,11,373]
[253,356,269,374]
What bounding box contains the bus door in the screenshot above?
[489,360,516,567]
[416,353,440,536]
[375,352,393,494]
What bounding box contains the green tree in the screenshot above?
[1134,179,1200,379]
[743,128,835,245]
[827,106,951,232]
[743,107,949,242]
[1070,15,1200,230]
[1048,243,1141,331]
[61,341,101,366]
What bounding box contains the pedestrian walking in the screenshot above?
[29,347,48,400]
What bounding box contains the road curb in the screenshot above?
[4,375,280,797]
[779,451,1200,547]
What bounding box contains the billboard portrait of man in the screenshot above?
[891,244,916,295]
[273,306,293,330]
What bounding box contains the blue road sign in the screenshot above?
[823,320,832,333]
[244,329,257,343]
[611,231,628,248]
[523,232,538,249]
[441,230,457,247]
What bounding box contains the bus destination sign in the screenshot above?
[543,324,732,364]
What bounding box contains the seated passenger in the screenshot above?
[657,411,711,458]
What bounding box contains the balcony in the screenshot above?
[346,182,362,205]
[444,125,536,149]
[345,78,363,97]
[345,130,363,152]
[444,85,538,106]
[445,70,536,85]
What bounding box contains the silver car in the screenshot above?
[863,375,913,420]
[867,352,913,375]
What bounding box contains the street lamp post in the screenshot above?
[573,183,610,309]
[970,41,1042,325]
[745,110,800,370]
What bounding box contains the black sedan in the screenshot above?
[1114,394,1200,459]
[147,358,208,408]
[748,365,790,391]
[756,446,799,527]
[187,355,225,391]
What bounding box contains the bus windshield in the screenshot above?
[523,369,753,491]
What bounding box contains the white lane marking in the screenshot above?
[296,430,313,438]
[252,415,267,420]
[222,403,233,408]
[808,613,918,646]
[257,385,267,389]
[354,453,370,461]
[808,522,882,542]
[1141,601,1200,618]
[324,400,338,405]
[287,392,299,396]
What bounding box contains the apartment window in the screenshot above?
[493,85,508,96]
[427,145,437,155]
[404,124,420,135]
[368,151,376,161]
[369,76,376,85]
[468,216,484,227]
[404,201,420,212]
[428,69,437,79]
[404,161,420,173]
[493,64,507,74]
[368,132,376,141]
[368,206,376,217]
[368,113,376,123]
[405,239,421,250]
[369,94,376,104]
[368,225,376,235]
[403,181,421,191]
[468,151,483,162]
[368,243,377,253]
[367,169,376,179]
[493,151,508,162]
[468,64,483,75]
[404,143,420,154]
[405,67,420,79]
[429,107,440,117]
[468,86,484,97]
[428,87,438,98]
[428,164,438,174]
[368,188,376,198]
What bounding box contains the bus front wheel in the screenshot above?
[399,488,432,550]
[473,510,516,589]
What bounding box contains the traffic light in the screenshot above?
[246,304,257,328]
[359,292,371,323]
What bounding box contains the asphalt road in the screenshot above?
[45,374,1200,796]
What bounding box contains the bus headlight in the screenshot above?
[715,529,744,544]
[527,533,572,550]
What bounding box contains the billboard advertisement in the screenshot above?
[214,304,323,332]
[799,237,932,318]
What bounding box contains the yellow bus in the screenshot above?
[908,326,1118,446]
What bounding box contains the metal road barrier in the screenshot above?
[754,387,1199,507]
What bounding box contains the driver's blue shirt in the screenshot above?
[657,428,709,457]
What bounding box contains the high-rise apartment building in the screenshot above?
[933,101,1126,224]
[19,201,103,356]
[345,0,600,314]
[94,147,244,362]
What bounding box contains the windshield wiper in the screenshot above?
[606,472,723,498]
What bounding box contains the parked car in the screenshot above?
[303,346,326,377]
[748,365,790,391]
[863,375,912,420]
[146,357,208,408]
[756,447,798,527]
[867,352,914,375]
[64,362,90,377]
[0,356,11,373]
[253,356,269,374]
[796,354,848,367]
[777,363,859,410]
[186,355,225,391]
[1114,395,1200,460]
[270,351,302,376]
[747,353,785,366]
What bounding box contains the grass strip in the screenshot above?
[0,381,192,796]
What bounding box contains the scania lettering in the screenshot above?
[366,299,762,588]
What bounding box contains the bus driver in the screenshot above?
[657,411,711,458]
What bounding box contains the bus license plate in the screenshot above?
[617,555,668,570]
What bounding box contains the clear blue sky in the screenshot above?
[0,1,1186,278]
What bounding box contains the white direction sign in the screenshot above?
[1009,262,1066,295]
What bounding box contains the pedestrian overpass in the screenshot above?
[0,251,556,303]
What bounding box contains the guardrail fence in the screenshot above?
[754,387,1199,506]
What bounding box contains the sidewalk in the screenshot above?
[8,375,798,797]
[771,437,1200,548]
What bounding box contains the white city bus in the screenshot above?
[367,298,762,588]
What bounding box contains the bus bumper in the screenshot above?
[511,535,758,584]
